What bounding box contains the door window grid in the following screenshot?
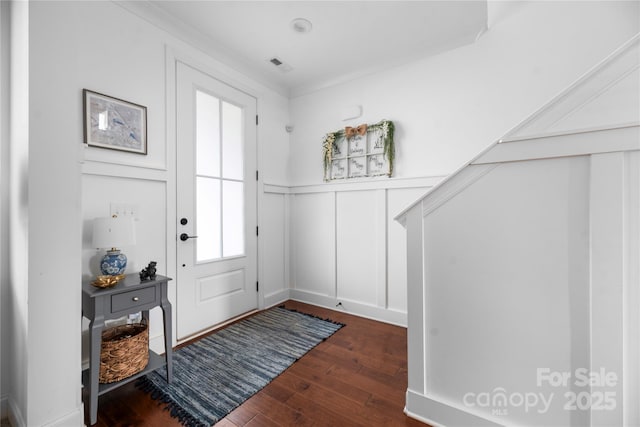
[195,90,245,262]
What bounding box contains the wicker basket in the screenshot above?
[99,322,149,384]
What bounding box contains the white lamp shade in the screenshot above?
[92,216,136,249]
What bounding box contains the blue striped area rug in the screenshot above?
[137,306,343,426]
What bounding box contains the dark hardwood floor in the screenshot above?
[87,300,428,426]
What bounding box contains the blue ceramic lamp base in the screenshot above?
[100,249,128,276]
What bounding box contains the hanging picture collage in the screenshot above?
[322,120,395,181]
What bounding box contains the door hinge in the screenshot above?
[256,226,259,236]
[256,281,259,292]
[256,170,259,181]
[256,115,259,125]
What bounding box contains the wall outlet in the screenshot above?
[110,203,139,220]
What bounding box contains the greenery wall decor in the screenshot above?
[322,119,395,181]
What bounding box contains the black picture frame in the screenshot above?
[83,89,147,155]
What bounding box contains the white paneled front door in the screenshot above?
[176,62,257,341]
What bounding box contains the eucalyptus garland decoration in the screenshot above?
[322,119,395,181]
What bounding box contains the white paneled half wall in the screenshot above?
[263,177,442,326]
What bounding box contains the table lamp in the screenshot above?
[93,215,136,275]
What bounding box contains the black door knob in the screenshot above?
[180,233,198,241]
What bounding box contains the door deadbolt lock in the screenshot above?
[180,218,188,225]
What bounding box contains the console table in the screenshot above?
[82,274,173,425]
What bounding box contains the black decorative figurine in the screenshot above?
[139,261,157,281]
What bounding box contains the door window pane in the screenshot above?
[194,94,245,261]
[196,90,220,177]
[196,177,221,261]
[222,180,244,257]
[222,101,243,180]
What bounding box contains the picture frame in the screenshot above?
[83,89,147,154]
[321,119,395,181]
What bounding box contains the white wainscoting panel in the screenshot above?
[286,179,439,326]
[422,156,590,426]
[81,172,169,358]
[624,150,640,426]
[81,173,168,281]
[336,190,380,306]
[261,192,288,306]
[291,192,336,298]
[589,152,625,427]
[398,149,640,426]
[387,187,430,313]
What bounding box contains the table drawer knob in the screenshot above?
[132,296,139,302]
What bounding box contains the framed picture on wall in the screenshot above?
[83,89,147,154]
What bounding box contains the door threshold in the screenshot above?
[176,308,259,347]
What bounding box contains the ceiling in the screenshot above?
[131,1,488,97]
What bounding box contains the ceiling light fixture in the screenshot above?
[290,18,312,34]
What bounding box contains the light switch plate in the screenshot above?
[110,203,139,220]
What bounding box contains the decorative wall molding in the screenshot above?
[475,125,640,165]
[589,152,627,426]
[81,160,169,182]
[498,122,639,144]
[624,151,640,424]
[284,179,435,327]
[393,124,639,226]
[264,175,444,195]
[263,183,291,194]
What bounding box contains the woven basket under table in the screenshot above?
[99,323,149,384]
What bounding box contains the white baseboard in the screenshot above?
[289,289,407,326]
[405,390,504,427]
[263,289,290,308]
[4,395,83,427]
[41,407,84,427]
[149,333,168,355]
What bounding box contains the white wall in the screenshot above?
[3,1,30,425]
[2,1,290,425]
[285,0,640,324]
[0,0,8,419]
[289,1,639,183]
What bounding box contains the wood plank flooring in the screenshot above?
[87,300,428,427]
